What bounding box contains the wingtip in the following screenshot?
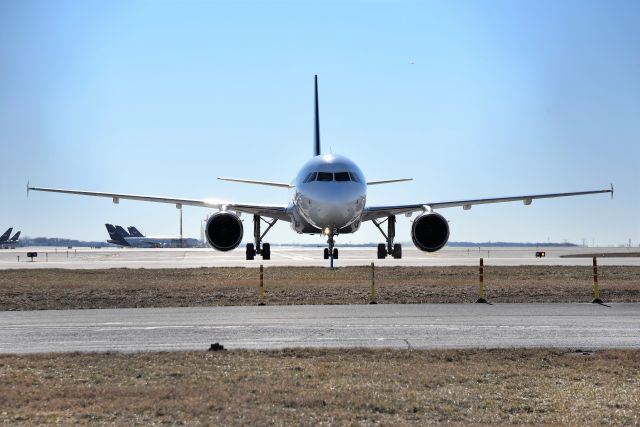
[610,183,614,200]
[26,180,29,197]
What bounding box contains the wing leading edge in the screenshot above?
[27,185,291,222]
[362,185,613,222]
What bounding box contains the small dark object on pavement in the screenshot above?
[209,343,225,352]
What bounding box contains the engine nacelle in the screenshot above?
[205,212,243,251]
[411,212,450,252]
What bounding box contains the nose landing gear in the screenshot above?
[323,228,339,268]
[246,215,277,260]
[372,215,402,259]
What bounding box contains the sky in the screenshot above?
[1,0,638,247]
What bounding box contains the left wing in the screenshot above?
[362,185,613,222]
[27,185,291,222]
[367,178,413,185]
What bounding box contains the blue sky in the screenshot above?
[1,0,638,246]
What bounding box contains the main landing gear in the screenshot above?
[246,214,277,260]
[372,215,402,259]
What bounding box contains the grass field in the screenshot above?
[0,266,638,310]
[0,349,638,425]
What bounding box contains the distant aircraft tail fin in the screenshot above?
[0,228,12,243]
[314,75,321,157]
[128,226,144,237]
[115,225,130,238]
[9,231,20,242]
[105,224,130,246]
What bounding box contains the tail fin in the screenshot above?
[105,224,130,246]
[128,226,144,237]
[115,225,130,238]
[0,228,12,243]
[9,231,20,242]
[314,75,321,157]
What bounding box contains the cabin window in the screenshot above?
[303,172,317,183]
[316,172,333,182]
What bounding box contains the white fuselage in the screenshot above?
[290,153,366,235]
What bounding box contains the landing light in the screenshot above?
[323,227,331,235]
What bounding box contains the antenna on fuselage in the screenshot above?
[314,75,321,157]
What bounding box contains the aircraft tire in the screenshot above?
[246,243,255,260]
[393,243,402,259]
[377,243,386,259]
[262,243,271,260]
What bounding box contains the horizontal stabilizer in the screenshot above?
[367,178,413,186]
[217,177,294,188]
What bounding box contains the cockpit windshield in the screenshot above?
[303,171,361,183]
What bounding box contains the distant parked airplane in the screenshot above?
[127,226,144,238]
[0,229,20,248]
[0,228,13,244]
[30,76,613,263]
[105,224,199,248]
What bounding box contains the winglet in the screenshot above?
[26,180,30,197]
[610,183,614,200]
[314,75,321,157]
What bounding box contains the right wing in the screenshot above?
[28,185,291,222]
[217,177,294,188]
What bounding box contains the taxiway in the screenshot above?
[0,246,638,269]
[1,303,638,354]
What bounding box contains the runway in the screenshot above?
[1,246,638,269]
[1,303,639,354]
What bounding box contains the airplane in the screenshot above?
[0,228,12,244]
[105,224,131,246]
[127,226,144,238]
[115,225,132,239]
[29,76,613,262]
[0,229,20,248]
[105,224,200,248]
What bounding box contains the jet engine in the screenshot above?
[411,212,450,252]
[205,212,243,251]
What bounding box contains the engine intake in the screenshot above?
[205,212,243,251]
[411,212,449,252]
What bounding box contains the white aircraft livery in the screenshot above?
[29,76,613,262]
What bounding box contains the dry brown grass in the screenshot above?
[0,349,638,425]
[0,266,638,310]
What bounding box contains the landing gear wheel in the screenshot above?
[262,243,271,260]
[246,243,255,260]
[333,248,338,259]
[392,243,402,259]
[377,243,386,259]
[323,248,330,259]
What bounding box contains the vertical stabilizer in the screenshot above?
[115,225,130,238]
[0,228,12,243]
[314,75,321,157]
[105,224,130,246]
[9,231,20,242]
[128,226,145,237]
